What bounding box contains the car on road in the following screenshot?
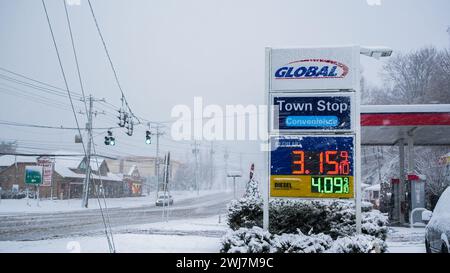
[423,186,450,253]
[155,194,174,206]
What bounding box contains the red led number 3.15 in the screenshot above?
[292,150,350,175]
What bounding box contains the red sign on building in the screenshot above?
[37,157,53,187]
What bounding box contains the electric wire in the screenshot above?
[0,120,120,130]
[41,0,87,157]
[87,0,140,125]
[0,66,84,97]
[63,0,115,252]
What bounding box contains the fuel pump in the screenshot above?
[406,173,426,224]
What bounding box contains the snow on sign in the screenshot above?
[25,166,42,185]
[37,157,53,187]
[270,135,355,199]
[271,93,354,131]
[268,46,360,91]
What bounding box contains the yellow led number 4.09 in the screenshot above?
[270,136,354,199]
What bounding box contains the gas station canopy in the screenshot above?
[361,104,450,146]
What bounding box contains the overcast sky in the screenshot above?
[0,0,449,174]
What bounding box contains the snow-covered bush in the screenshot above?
[220,228,386,253]
[220,227,273,253]
[272,230,333,253]
[328,207,356,238]
[227,198,388,240]
[362,201,374,212]
[362,210,389,240]
[269,199,332,235]
[327,234,387,253]
[226,197,263,230]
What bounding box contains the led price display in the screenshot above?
[291,150,350,175]
[270,136,354,199]
[311,176,350,194]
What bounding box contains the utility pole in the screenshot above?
[224,147,229,191]
[192,141,200,195]
[239,153,243,194]
[161,152,171,222]
[81,95,93,208]
[81,95,105,208]
[239,153,243,173]
[209,142,214,190]
[153,124,164,200]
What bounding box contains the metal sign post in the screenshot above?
[265,46,362,233]
[227,171,242,199]
[25,165,43,207]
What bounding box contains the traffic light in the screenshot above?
[126,119,134,136]
[145,130,151,144]
[105,130,116,146]
[117,109,125,127]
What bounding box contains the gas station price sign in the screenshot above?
[270,135,354,199]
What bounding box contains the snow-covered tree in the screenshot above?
[243,175,261,200]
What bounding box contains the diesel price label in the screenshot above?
[175,257,275,272]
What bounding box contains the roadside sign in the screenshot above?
[37,157,53,187]
[25,166,42,185]
[271,93,354,132]
[265,45,361,232]
[227,171,242,177]
[270,135,355,199]
[268,46,360,92]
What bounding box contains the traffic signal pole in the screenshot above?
[154,125,164,200]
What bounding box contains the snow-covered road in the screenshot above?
[0,191,233,241]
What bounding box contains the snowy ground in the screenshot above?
[0,191,428,253]
[1,221,428,253]
[386,226,426,253]
[0,190,222,215]
[0,214,228,253]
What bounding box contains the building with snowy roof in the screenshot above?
[0,152,125,199]
[363,183,381,209]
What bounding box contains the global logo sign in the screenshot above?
[274,59,349,80]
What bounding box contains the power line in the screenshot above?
[0,80,84,110]
[41,0,87,157]
[63,0,115,252]
[0,66,84,97]
[0,120,120,130]
[63,0,88,115]
[0,88,76,112]
[0,73,83,99]
[87,0,140,124]
[0,152,117,159]
[1,152,81,157]
[0,66,165,128]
